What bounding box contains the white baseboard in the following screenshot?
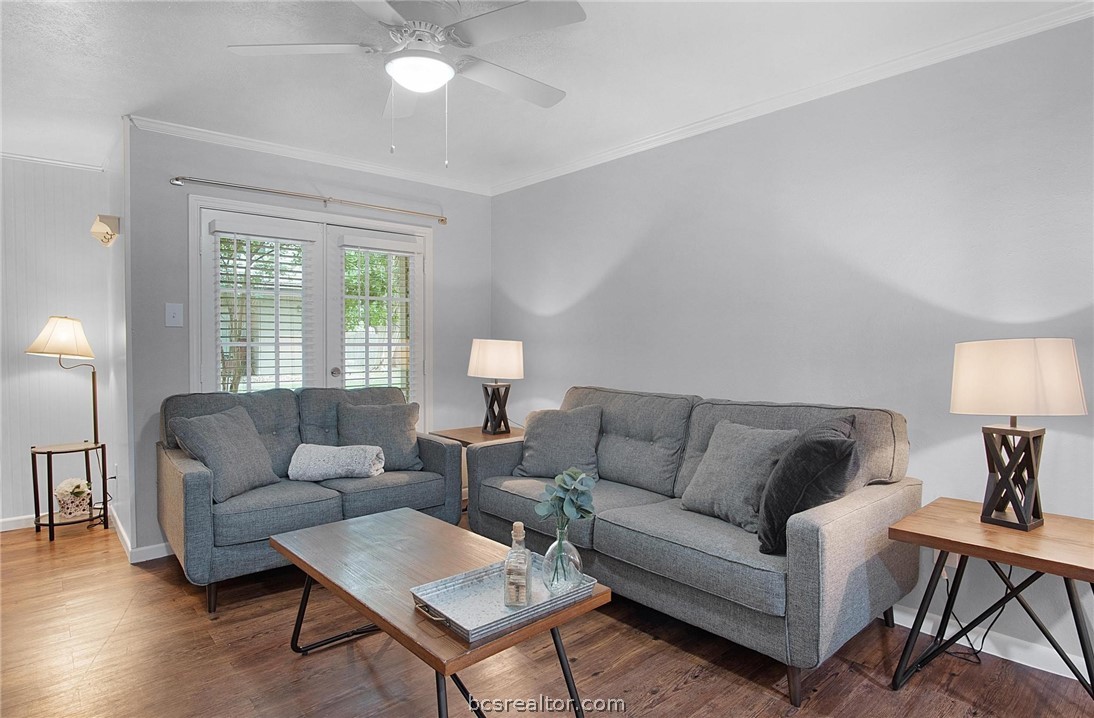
[108,506,174,563]
[0,514,36,532]
[891,605,1083,680]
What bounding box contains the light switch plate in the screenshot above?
[165,303,184,327]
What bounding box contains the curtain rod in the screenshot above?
[168,176,448,225]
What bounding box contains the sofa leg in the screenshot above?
[883,606,895,628]
[786,665,802,707]
[206,582,218,613]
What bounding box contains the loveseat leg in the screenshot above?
[884,606,895,628]
[786,665,802,706]
[206,582,218,613]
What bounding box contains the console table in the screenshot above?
[889,497,1093,699]
[30,441,109,541]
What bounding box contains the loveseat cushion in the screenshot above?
[560,386,698,495]
[170,406,282,503]
[160,388,301,478]
[297,387,408,445]
[321,471,445,518]
[337,402,423,471]
[595,499,788,616]
[211,480,342,547]
[478,476,668,549]
[675,399,909,497]
[514,405,601,478]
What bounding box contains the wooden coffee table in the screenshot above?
[270,508,611,718]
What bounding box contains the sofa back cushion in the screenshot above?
[560,386,698,496]
[297,387,408,445]
[675,399,909,497]
[160,388,301,478]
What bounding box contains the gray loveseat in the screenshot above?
[157,387,462,612]
[467,386,921,706]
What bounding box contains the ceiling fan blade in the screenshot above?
[458,56,565,108]
[351,1,405,25]
[228,43,378,56]
[382,83,418,119]
[391,1,459,27]
[447,1,586,47]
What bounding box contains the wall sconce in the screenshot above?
[90,215,121,247]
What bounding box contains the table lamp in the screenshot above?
[467,339,523,435]
[26,316,100,445]
[950,338,1087,530]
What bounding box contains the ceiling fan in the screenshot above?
[228,1,586,114]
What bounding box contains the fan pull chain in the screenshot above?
[389,84,396,154]
[444,83,449,168]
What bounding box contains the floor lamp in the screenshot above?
[26,316,100,445]
[467,339,524,435]
[951,338,1087,530]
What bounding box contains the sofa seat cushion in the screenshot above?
[321,471,444,519]
[595,499,788,616]
[479,477,667,549]
[212,480,342,547]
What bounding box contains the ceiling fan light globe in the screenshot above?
[385,51,455,94]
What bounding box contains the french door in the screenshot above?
[194,205,427,421]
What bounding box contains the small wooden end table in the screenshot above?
[889,497,1093,699]
[31,441,109,541]
[271,508,610,718]
[430,426,524,509]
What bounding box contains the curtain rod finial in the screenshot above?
[169,177,185,186]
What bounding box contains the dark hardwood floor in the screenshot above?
[2,522,1090,717]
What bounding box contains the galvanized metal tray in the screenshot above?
[411,553,595,643]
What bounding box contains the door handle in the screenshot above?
[330,367,342,377]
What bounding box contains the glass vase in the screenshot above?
[542,523,583,595]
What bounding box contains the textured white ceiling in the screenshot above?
[2,2,1088,194]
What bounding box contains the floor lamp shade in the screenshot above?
[25,316,96,359]
[467,339,524,435]
[26,316,100,445]
[950,338,1087,531]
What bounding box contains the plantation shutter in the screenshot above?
[331,226,425,405]
[208,214,323,392]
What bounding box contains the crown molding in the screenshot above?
[1,152,104,172]
[127,116,492,196]
[489,5,1094,196]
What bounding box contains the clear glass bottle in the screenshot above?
[503,521,531,607]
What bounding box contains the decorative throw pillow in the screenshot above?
[168,405,281,503]
[288,443,385,481]
[337,402,423,471]
[681,421,799,533]
[514,405,601,478]
[758,416,859,555]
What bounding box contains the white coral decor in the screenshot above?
[54,478,92,518]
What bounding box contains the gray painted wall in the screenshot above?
[491,21,1093,672]
[127,127,492,548]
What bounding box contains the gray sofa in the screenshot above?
[157,387,462,612]
[467,386,921,706]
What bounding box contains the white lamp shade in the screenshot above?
[25,316,95,360]
[950,338,1087,417]
[467,339,524,380]
[385,50,455,93]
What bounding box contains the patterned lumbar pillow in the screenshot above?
[288,443,385,481]
[168,405,281,503]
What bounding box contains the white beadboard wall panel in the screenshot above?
[1,158,125,526]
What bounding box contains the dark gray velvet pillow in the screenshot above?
[758,416,858,555]
[169,405,281,503]
[514,405,601,478]
[337,402,423,471]
[681,421,798,532]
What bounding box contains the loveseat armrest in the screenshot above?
[785,477,922,669]
[466,439,524,532]
[157,442,215,585]
[417,433,462,524]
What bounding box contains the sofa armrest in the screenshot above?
[785,476,922,669]
[157,442,215,585]
[417,433,463,524]
[465,439,524,533]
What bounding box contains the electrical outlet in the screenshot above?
[165,303,184,327]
